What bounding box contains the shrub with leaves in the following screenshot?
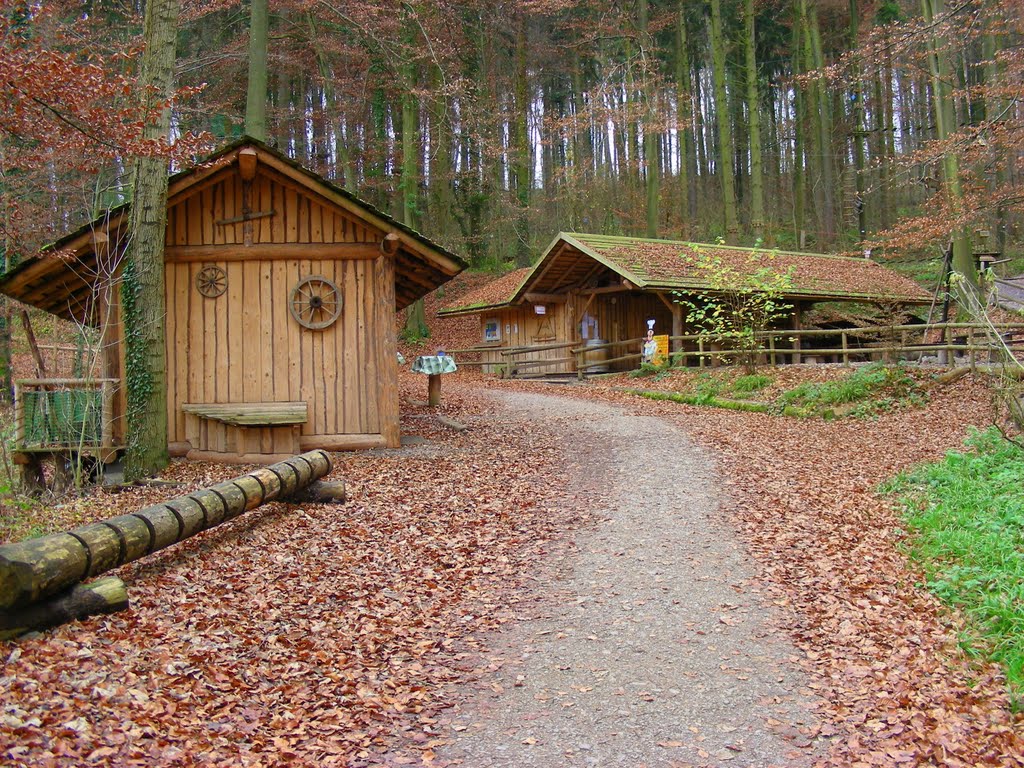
[673,246,794,373]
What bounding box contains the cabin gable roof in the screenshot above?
[440,233,931,316]
[0,137,466,323]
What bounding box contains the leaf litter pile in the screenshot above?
[1,375,582,767]
[572,370,1024,766]
[5,364,1024,766]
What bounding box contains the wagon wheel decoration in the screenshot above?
[195,265,227,298]
[289,275,342,330]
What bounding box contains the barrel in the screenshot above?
[583,338,610,373]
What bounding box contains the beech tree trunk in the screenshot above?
[709,0,739,244]
[743,0,764,241]
[0,450,332,611]
[122,0,179,481]
[244,0,269,141]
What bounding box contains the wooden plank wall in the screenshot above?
[479,304,573,375]
[478,293,675,376]
[163,169,390,454]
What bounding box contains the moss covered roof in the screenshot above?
[440,234,932,316]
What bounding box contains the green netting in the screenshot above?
[22,389,103,448]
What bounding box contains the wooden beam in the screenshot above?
[381,232,400,255]
[164,243,383,262]
[19,310,46,378]
[214,209,275,226]
[523,292,568,304]
[238,147,258,181]
[579,284,633,296]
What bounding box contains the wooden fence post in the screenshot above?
[841,332,849,367]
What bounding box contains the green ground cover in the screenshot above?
[885,428,1024,708]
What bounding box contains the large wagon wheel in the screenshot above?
[289,275,342,330]
[195,265,227,298]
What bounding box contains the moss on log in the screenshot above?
[0,576,129,640]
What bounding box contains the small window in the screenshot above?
[483,318,501,343]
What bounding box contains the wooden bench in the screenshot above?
[182,402,308,458]
[181,402,308,426]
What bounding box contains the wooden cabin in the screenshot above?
[0,138,466,467]
[440,233,932,375]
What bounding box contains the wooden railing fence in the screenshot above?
[448,322,1024,378]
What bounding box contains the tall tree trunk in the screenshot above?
[639,0,659,238]
[511,16,531,265]
[400,6,428,341]
[921,0,974,287]
[743,0,764,241]
[792,15,807,249]
[675,5,696,234]
[849,0,867,242]
[122,0,180,480]
[709,0,739,243]
[244,0,268,140]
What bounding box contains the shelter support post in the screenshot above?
[428,373,441,407]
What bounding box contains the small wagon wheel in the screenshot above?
[289,275,342,330]
[195,265,227,298]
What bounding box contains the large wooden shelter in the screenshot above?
[440,233,931,374]
[0,138,465,465]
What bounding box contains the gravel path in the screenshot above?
[440,390,824,767]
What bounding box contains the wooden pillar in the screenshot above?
[427,374,441,407]
[792,303,803,365]
[671,302,683,354]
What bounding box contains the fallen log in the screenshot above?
[0,576,128,640]
[284,479,347,504]
[0,450,332,612]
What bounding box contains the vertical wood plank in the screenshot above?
[187,263,203,433]
[311,202,323,243]
[187,194,202,245]
[212,181,225,245]
[298,194,310,243]
[299,258,315,436]
[360,259,377,433]
[227,262,243,403]
[201,187,214,245]
[286,261,301,409]
[322,260,339,434]
[272,261,290,407]
[259,175,272,244]
[271,180,284,243]
[376,252,398,446]
[163,264,178,442]
[242,260,260,402]
[341,258,358,434]
[286,188,298,243]
[260,261,274,401]
[175,201,188,246]
[223,175,236,244]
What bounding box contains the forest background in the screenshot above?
[1,0,1023,324]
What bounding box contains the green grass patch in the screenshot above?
[730,373,772,395]
[626,389,771,414]
[776,363,926,417]
[885,428,1024,708]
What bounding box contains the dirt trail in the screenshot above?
[440,389,824,767]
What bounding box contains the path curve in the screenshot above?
[440,389,823,767]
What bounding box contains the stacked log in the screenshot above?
[0,450,332,633]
